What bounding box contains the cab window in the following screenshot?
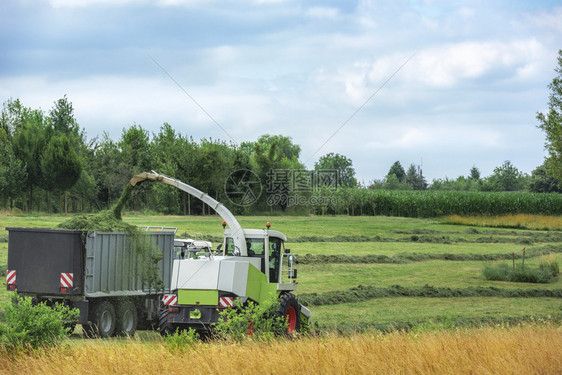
[224,237,235,255]
[246,238,265,256]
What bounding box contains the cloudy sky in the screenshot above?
[1,0,561,183]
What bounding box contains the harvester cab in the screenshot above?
[130,172,310,336]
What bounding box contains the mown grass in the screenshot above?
[1,325,561,374]
[1,213,562,333]
[297,255,562,294]
[291,241,557,257]
[443,214,562,231]
[312,297,562,328]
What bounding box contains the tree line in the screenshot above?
[0,97,559,216]
[1,50,561,215]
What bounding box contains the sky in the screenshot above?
[1,0,561,184]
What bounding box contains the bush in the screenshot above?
[483,258,559,284]
[163,327,199,351]
[212,298,287,341]
[0,294,79,351]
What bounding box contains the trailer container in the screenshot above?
[6,227,175,337]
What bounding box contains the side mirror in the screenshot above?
[217,243,222,251]
[288,254,293,267]
[284,248,291,254]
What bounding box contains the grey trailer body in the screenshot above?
[6,227,175,337]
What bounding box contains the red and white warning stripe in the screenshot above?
[6,270,16,285]
[60,273,73,288]
[219,296,234,308]
[163,294,177,306]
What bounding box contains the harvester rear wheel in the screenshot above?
[277,293,300,334]
[158,307,175,337]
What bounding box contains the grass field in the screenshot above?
[1,213,561,373]
[1,213,561,322]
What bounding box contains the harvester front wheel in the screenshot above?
[277,293,300,334]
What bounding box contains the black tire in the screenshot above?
[81,324,96,338]
[116,300,138,337]
[89,301,117,338]
[64,322,76,334]
[277,293,300,334]
[158,307,176,337]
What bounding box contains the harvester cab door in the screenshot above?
[268,236,283,283]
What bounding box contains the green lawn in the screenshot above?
[1,214,561,330]
[312,297,562,327]
[297,256,562,294]
[290,241,532,256]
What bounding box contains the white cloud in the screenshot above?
[3,0,558,182]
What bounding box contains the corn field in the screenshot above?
[309,188,562,217]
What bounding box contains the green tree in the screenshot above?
[119,124,152,172]
[537,49,562,185]
[314,153,357,187]
[527,163,562,193]
[469,166,481,180]
[485,160,525,191]
[49,95,81,138]
[118,125,153,210]
[387,161,406,182]
[0,127,26,209]
[40,134,82,213]
[405,164,428,190]
[90,132,127,208]
[382,174,413,190]
[252,134,301,161]
[11,108,48,211]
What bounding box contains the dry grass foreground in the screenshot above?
[1,325,561,374]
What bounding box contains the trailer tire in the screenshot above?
[90,301,117,338]
[116,300,137,337]
[158,307,175,337]
[277,293,300,334]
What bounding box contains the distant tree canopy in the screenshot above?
[314,153,357,188]
[387,161,406,182]
[0,96,558,214]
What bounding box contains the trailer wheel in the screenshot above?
[277,293,300,334]
[116,300,138,337]
[90,301,117,338]
[158,307,175,337]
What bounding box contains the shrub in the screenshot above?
[163,327,199,351]
[213,298,287,341]
[0,294,79,351]
[539,254,560,276]
[483,258,559,284]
